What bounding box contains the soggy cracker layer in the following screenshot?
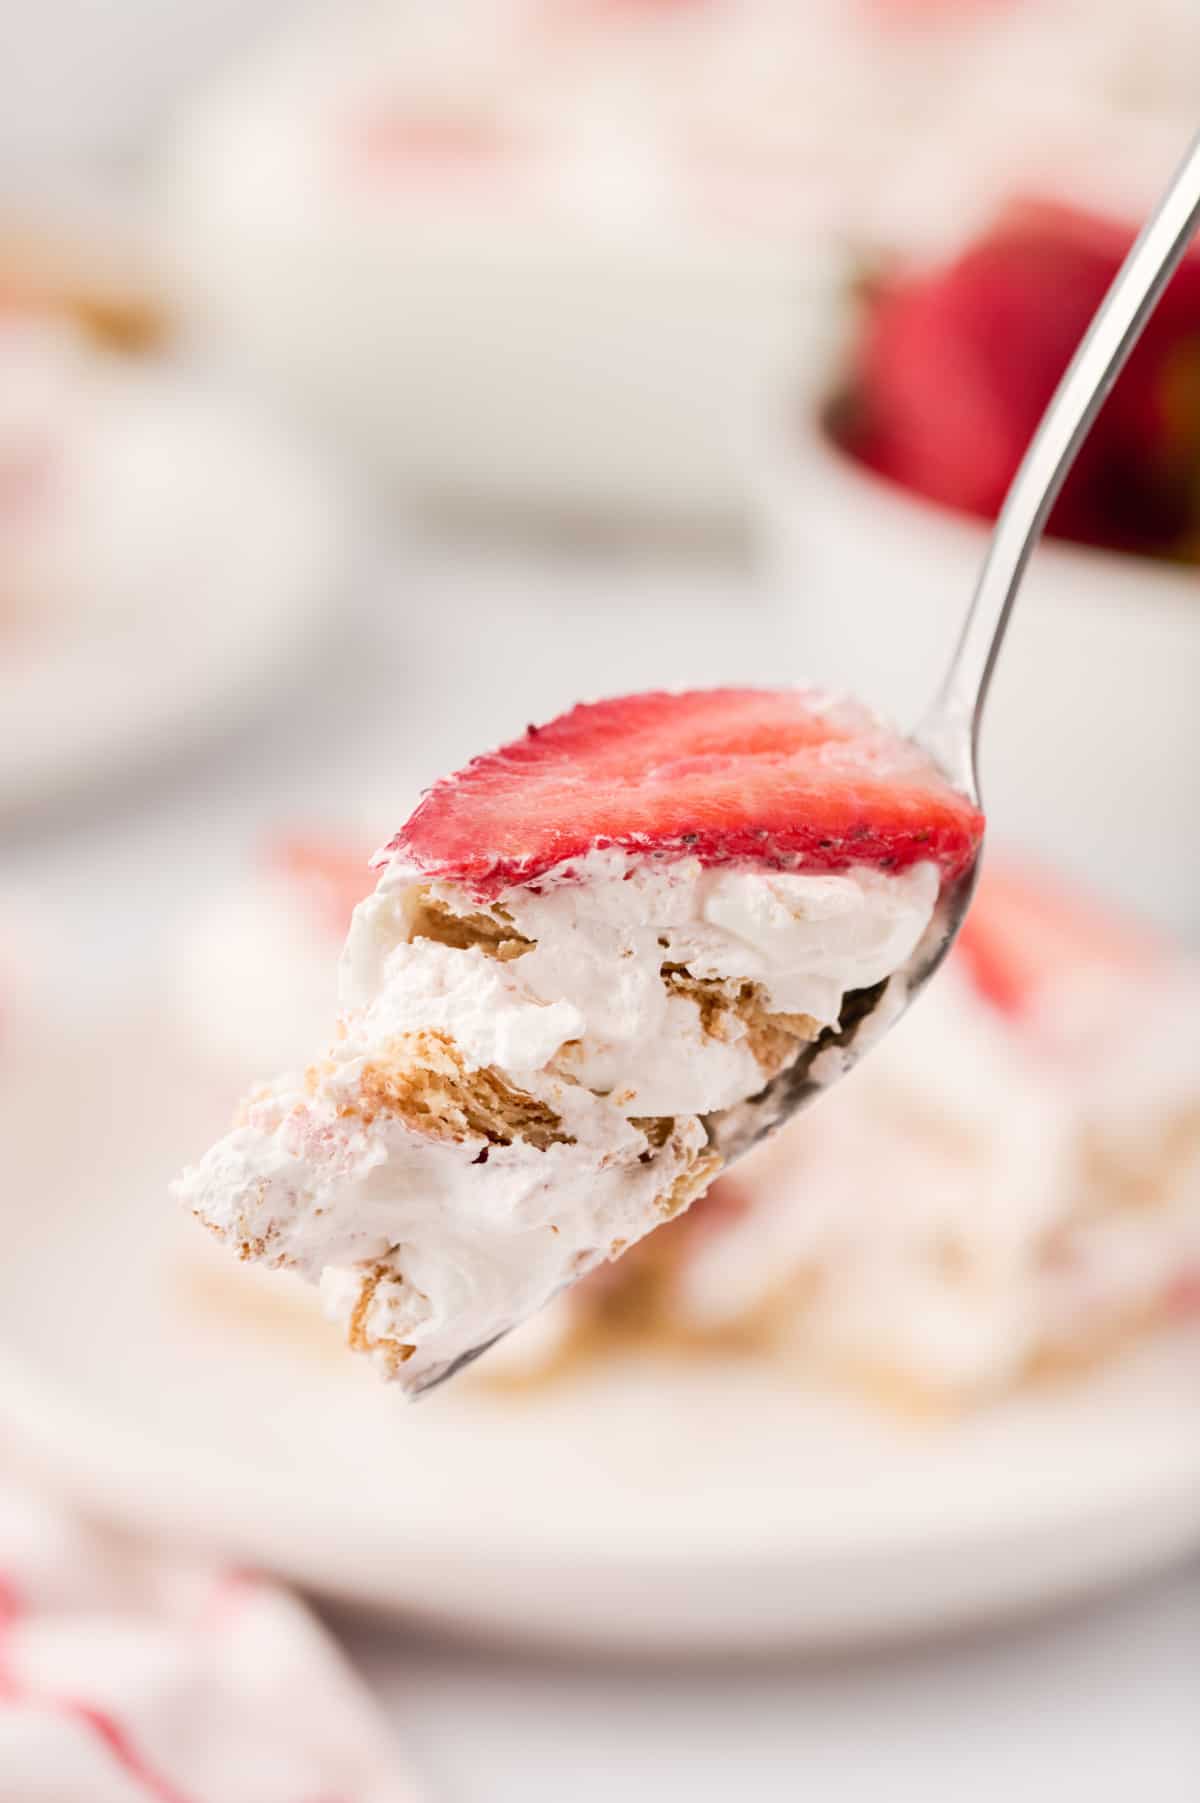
[661,967,819,1079]
[408,888,533,961]
[657,1148,724,1223]
[312,1029,575,1150]
[346,1262,416,1376]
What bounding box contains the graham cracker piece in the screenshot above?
[662,965,819,1078]
[346,1263,416,1376]
[408,888,532,961]
[655,1147,723,1221]
[318,1029,575,1150]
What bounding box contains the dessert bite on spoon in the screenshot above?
[176,130,1200,1396]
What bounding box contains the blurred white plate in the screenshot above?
[3,1020,1200,1655]
[0,365,348,817]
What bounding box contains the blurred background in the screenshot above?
[0,2,1198,1797]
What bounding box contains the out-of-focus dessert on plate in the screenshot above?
[175,686,984,1394]
[533,862,1200,1411]
[0,226,348,813]
[177,848,1200,1415]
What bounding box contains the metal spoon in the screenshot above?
[417,131,1200,1394]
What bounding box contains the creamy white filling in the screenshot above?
[178,1069,712,1391]
[344,849,938,1116]
[178,850,938,1392]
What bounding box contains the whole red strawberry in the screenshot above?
[836,201,1200,561]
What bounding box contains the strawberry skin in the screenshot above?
[385,688,984,898]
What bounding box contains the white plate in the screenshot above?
[4,1020,1200,1655]
[0,367,348,817]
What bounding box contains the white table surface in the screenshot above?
[3,534,1196,1799]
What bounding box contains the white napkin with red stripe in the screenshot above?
[0,1476,422,1802]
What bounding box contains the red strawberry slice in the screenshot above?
[385,688,984,898]
[955,859,1160,1017]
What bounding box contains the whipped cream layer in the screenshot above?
[344,850,939,1117]
[178,850,937,1392]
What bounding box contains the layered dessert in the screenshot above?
[174,847,1200,1415]
[518,862,1200,1409]
[176,687,983,1394]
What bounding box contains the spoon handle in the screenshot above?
[918,129,1200,794]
